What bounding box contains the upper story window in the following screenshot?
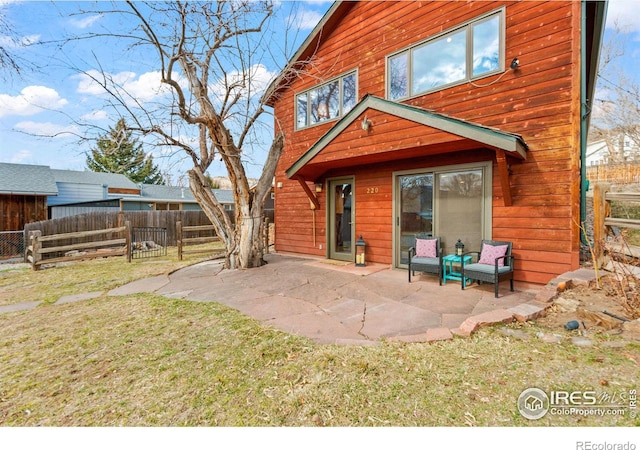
[296,71,357,129]
[388,10,504,100]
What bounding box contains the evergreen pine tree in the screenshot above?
[86,118,165,185]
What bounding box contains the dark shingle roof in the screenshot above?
[0,163,58,195]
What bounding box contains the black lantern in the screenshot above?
[455,239,464,256]
[355,235,366,266]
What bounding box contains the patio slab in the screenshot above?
[100,253,549,345]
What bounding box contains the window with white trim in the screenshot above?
[296,71,357,129]
[388,10,504,100]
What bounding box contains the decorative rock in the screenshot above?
[498,327,530,340]
[535,285,559,303]
[554,297,580,313]
[537,332,563,343]
[508,303,547,322]
[425,327,453,342]
[458,309,514,337]
[571,337,594,347]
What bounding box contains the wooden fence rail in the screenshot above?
[592,183,640,266]
[24,210,217,248]
[26,222,131,270]
[176,221,221,261]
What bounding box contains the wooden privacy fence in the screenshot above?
[26,222,131,270]
[592,183,640,266]
[587,162,640,185]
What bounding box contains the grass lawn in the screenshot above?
[0,248,638,427]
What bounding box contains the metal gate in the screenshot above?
[131,227,167,259]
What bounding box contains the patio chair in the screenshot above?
[408,234,443,284]
[460,240,514,298]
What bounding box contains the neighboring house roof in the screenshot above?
[211,189,234,205]
[118,184,234,205]
[139,184,196,202]
[51,169,139,189]
[286,94,528,180]
[0,162,58,195]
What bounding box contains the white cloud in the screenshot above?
[74,70,177,104]
[9,149,33,164]
[80,110,108,121]
[0,33,40,49]
[606,0,640,34]
[0,86,68,118]
[69,14,102,29]
[287,8,323,30]
[210,64,277,100]
[14,121,79,138]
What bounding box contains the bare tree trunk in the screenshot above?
[188,132,284,269]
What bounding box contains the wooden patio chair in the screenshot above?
[408,234,443,285]
[460,240,514,298]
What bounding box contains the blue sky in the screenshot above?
[0,0,639,183]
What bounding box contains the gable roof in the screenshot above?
[264,1,349,106]
[0,163,58,195]
[286,94,528,179]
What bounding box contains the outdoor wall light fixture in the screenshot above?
[510,57,520,70]
[361,116,372,131]
[314,182,323,193]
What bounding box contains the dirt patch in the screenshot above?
[537,274,640,340]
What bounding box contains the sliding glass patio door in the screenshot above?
[395,164,489,267]
[434,169,484,255]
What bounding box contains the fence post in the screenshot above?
[592,183,610,267]
[125,221,132,263]
[29,230,42,271]
[177,221,183,261]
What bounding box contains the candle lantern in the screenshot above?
[455,239,464,256]
[355,235,366,267]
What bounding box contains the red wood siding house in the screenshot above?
[265,1,606,285]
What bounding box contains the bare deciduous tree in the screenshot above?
[80,0,299,269]
[589,22,640,163]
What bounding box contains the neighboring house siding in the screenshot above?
[51,205,120,220]
[272,1,584,284]
[47,183,107,206]
[0,194,47,230]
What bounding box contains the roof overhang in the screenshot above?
[287,95,528,207]
[287,95,527,177]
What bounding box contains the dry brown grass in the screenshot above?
[0,247,638,426]
[0,246,220,307]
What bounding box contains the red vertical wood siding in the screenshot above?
[272,1,583,285]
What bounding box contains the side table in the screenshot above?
[442,254,472,286]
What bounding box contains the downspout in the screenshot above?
[580,0,589,245]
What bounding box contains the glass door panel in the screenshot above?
[397,173,433,266]
[435,169,483,255]
[329,178,354,261]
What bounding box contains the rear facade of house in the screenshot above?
[267,1,606,285]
